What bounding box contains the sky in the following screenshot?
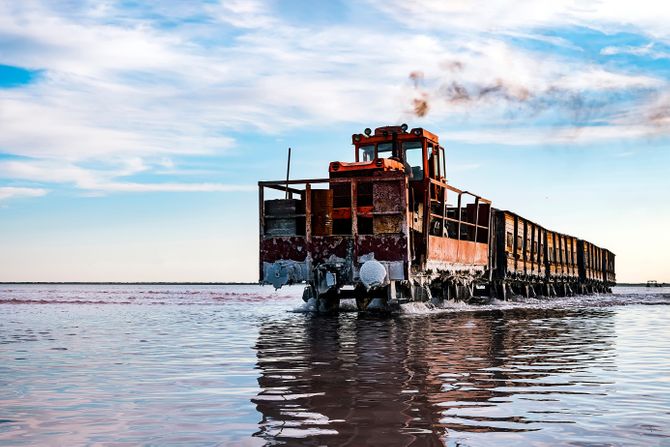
[0,0,669,283]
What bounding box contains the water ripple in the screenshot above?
[0,285,669,446]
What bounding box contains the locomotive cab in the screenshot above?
[344,125,446,183]
[346,126,450,270]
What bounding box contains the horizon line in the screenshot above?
[0,281,261,285]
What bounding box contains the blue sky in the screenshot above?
[0,0,669,282]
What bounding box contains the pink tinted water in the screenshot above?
[0,285,669,446]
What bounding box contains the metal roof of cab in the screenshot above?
[351,126,440,145]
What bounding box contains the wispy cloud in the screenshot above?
[365,0,670,41]
[0,186,49,201]
[614,150,636,157]
[601,43,670,60]
[206,0,278,29]
[0,159,251,195]
[447,123,670,146]
[85,182,255,193]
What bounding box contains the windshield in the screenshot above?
[356,140,424,170]
[402,141,424,180]
[358,145,374,162]
[377,142,393,156]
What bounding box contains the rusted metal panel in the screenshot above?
[577,239,610,284]
[373,215,403,234]
[596,247,604,282]
[357,234,408,262]
[373,181,404,212]
[547,231,556,277]
[310,189,332,236]
[586,242,598,281]
[474,242,488,266]
[356,205,374,217]
[460,241,478,264]
[557,233,564,276]
[559,233,565,276]
[523,219,533,275]
[330,158,404,175]
[491,208,610,291]
[503,214,515,274]
[531,224,540,277]
[350,181,358,263]
[311,236,351,263]
[305,184,312,243]
[260,236,308,263]
[604,250,616,285]
[506,255,515,275]
[410,202,424,232]
[559,235,565,277]
[490,209,505,279]
[516,216,523,274]
[537,227,543,277]
[263,199,301,236]
[568,236,578,278]
[258,185,264,281]
[428,236,458,264]
[427,236,488,266]
[332,208,351,219]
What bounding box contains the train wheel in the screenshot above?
[357,287,391,312]
[506,283,515,299]
[317,290,340,313]
[355,296,371,311]
[495,282,507,301]
[302,285,316,303]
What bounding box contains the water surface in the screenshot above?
[1,285,669,446]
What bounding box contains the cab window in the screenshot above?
[377,142,393,156]
[428,143,439,179]
[358,145,374,162]
[403,141,424,180]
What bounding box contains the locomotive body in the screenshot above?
[258,125,615,311]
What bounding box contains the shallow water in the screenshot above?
[0,285,669,446]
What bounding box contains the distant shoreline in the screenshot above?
[618,283,668,287]
[0,282,260,285]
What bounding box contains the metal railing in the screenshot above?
[428,178,491,243]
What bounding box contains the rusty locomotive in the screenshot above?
[258,125,615,311]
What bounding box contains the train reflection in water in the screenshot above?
[251,309,616,446]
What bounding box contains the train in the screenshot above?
[258,125,615,312]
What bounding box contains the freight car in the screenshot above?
[259,125,615,312]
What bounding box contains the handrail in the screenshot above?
[461,190,492,205]
[428,178,492,204]
[260,173,405,188]
[428,178,491,252]
[259,178,329,186]
[429,213,488,229]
